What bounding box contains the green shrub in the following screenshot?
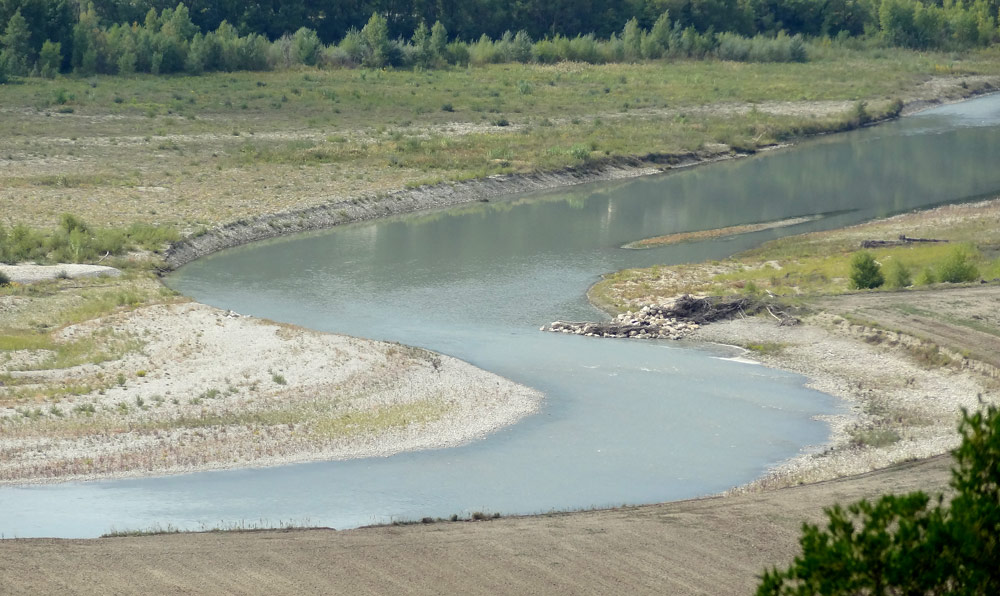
[758,405,1000,594]
[7,224,47,263]
[127,223,180,250]
[937,246,979,283]
[916,267,936,285]
[0,270,10,286]
[849,251,884,289]
[886,259,912,288]
[1,216,181,264]
[849,100,871,128]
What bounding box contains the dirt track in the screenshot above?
[814,285,1000,370]
[0,455,950,595]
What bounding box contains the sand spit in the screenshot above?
[0,302,541,485]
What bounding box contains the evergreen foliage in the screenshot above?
[1,9,31,76]
[849,251,885,289]
[758,404,1000,595]
[0,0,996,80]
[937,246,980,283]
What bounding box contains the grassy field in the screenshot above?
[590,199,1000,312]
[3,45,999,231]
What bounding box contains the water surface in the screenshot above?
[3,94,1000,538]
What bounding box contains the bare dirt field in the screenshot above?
[0,454,951,595]
[812,285,1000,370]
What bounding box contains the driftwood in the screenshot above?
[545,295,798,340]
[861,235,948,249]
[662,295,763,324]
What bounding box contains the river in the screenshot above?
[2,94,999,539]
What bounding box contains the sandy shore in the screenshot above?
[689,289,1000,495]
[0,301,540,484]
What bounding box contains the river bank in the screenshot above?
[589,197,1000,494]
[2,74,997,486]
[0,299,541,484]
[164,75,999,269]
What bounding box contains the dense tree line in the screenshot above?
[0,0,997,79]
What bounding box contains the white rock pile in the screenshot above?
[542,304,700,340]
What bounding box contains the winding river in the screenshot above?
[3,94,1000,539]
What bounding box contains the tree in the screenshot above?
[360,12,390,67]
[429,20,447,64]
[38,38,60,77]
[758,404,1000,594]
[622,17,642,61]
[72,2,104,75]
[646,10,672,58]
[948,406,1000,592]
[1,9,32,76]
[849,251,884,289]
[292,26,320,65]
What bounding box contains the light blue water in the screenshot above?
[3,94,999,538]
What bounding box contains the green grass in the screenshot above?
[311,400,446,439]
[0,329,143,372]
[4,46,999,229]
[593,216,1000,311]
[744,341,788,355]
[2,395,450,442]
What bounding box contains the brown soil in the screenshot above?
[0,455,951,595]
[813,285,1000,370]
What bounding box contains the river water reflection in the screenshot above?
[3,94,999,538]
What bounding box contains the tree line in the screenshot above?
[0,0,997,80]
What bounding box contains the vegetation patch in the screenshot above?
[849,427,902,448]
[744,341,787,356]
[594,201,1000,314]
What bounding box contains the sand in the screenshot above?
[0,301,541,484]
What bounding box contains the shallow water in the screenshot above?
[3,94,1000,538]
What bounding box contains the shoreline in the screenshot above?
[3,79,996,489]
[583,198,1000,496]
[0,301,542,486]
[163,78,999,270]
[694,311,997,496]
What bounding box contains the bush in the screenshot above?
[937,246,979,283]
[849,251,884,289]
[1,216,177,264]
[758,404,1000,594]
[916,267,936,285]
[886,259,912,288]
[0,270,10,286]
[7,224,47,263]
[849,100,871,128]
[292,27,321,66]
